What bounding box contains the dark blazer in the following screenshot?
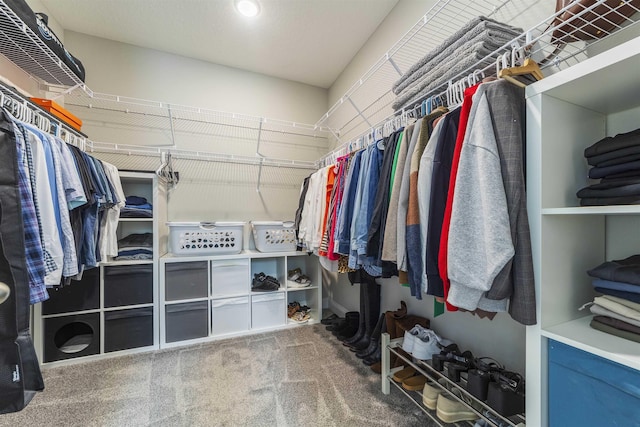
[483,80,537,326]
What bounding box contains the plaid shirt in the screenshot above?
[12,121,48,304]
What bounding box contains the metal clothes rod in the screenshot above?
[87,141,317,170]
[0,80,88,145]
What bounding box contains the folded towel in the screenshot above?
[392,41,502,111]
[393,16,522,94]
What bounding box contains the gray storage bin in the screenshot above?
[104,307,154,352]
[104,264,153,307]
[165,261,208,301]
[165,301,208,343]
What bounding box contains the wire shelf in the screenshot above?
[317,0,640,148]
[90,147,313,189]
[0,0,83,86]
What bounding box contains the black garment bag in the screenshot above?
[0,114,44,414]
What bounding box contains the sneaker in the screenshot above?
[412,330,451,361]
[401,325,423,353]
[252,273,280,291]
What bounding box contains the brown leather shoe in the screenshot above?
[391,301,408,319]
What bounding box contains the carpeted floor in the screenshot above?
[0,324,436,427]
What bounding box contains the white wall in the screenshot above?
[63,31,327,124]
[54,31,329,223]
[328,0,437,106]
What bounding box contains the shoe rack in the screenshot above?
[381,333,525,427]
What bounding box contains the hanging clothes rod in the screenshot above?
[315,0,640,146]
[60,86,333,136]
[316,56,509,168]
[0,80,88,146]
[64,102,329,140]
[87,141,317,170]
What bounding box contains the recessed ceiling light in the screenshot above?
[235,0,260,17]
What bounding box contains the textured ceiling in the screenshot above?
[39,0,400,88]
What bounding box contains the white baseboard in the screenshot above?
[328,299,351,317]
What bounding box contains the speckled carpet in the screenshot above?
[0,324,435,427]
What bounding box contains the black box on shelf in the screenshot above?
[42,268,99,315]
[104,307,154,353]
[104,264,153,307]
[44,312,100,362]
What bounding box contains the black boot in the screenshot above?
[330,311,357,334]
[334,312,359,340]
[326,317,346,332]
[335,312,361,341]
[321,313,340,325]
[349,273,381,352]
[324,317,344,331]
[356,313,385,359]
[363,312,385,365]
[343,282,366,346]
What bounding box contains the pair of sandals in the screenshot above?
[287,268,311,288]
[287,301,311,323]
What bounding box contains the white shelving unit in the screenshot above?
[32,171,168,366]
[159,250,321,349]
[525,36,640,426]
